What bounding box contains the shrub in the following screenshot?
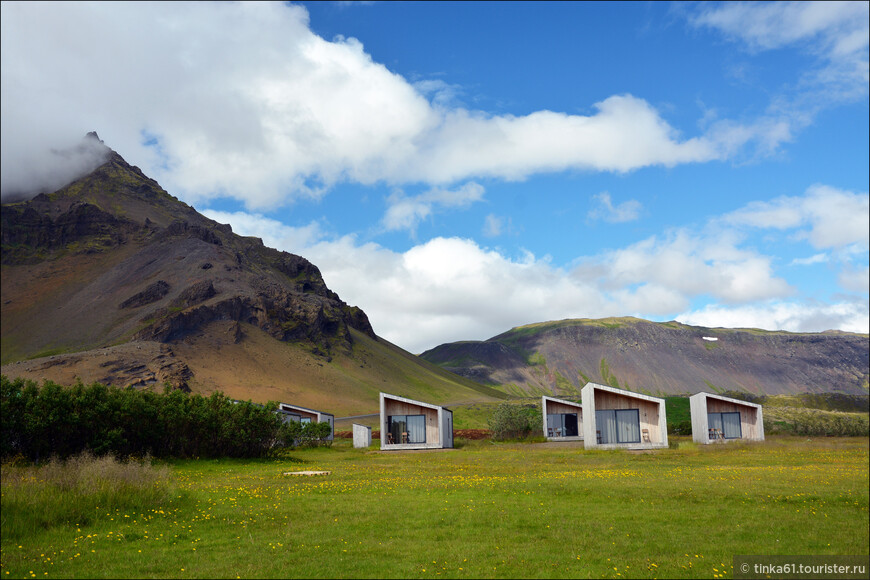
[281,420,333,447]
[1,375,291,460]
[487,402,539,441]
[763,407,869,437]
[667,419,693,436]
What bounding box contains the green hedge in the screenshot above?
[1,376,310,460]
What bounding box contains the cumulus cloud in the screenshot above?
[677,299,869,335]
[2,2,766,205]
[382,182,485,234]
[587,192,642,223]
[723,184,870,250]
[201,190,870,353]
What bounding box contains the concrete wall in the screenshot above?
[352,423,371,448]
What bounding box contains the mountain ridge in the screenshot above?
[420,316,869,397]
[1,135,507,414]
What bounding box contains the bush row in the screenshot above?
[0,376,325,461]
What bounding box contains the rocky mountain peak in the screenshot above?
[1,135,375,385]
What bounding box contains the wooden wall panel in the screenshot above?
[593,390,662,442]
[384,399,439,445]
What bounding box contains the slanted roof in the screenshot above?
[689,392,762,409]
[542,395,582,409]
[278,402,334,417]
[583,382,665,404]
[380,392,448,411]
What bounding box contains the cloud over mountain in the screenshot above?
[2,2,778,207]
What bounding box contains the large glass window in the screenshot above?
[595,409,640,444]
[387,414,426,444]
[708,412,742,439]
[547,413,579,437]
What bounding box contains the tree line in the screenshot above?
[1,376,330,461]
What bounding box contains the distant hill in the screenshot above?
[419,317,869,397]
[1,133,507,415]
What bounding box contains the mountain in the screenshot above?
[1,133,507,415]
[419,317,869,397]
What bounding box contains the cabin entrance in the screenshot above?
[595,409,641,444]
[547,413,579,437]
[387,414,426,444]
[708,412,742,439]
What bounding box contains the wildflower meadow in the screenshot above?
[2,436,867,579]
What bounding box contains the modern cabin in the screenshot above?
[277,403,335,442]
[541,396,583,441]
[379,393,453,450]
[690,392,764,444]
[581,382,668,449]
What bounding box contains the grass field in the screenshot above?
[2,436,868,579]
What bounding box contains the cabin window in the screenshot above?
[300,417,312,424]
[595,409,641,444]
[546,413,579,437]
[708,412,742,439]
[387,414,426,444]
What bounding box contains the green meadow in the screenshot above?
[2,436,868,579]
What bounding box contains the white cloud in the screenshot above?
[206,198,866,352]
[791,253,829,266]
[483,214,506,237]
[723,184,870,250]
[0,133,111,201]
[381,182,485,234]
[677,300,869,335]
[584,228,794,304]
[839,266,870,294]
[588,192,642,223]
[689,1,869,105]
[690,1,869,54]
[2,2,771,207]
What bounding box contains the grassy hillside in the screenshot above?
[1,326,509,419]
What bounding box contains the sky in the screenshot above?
[2,1,868,354]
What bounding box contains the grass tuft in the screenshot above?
[1,452,176,540]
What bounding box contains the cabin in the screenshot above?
[689,392,764,444]
[581,382,668,449]
[541,395,583,441]
[277,403,335,442]
[379,393,453,450]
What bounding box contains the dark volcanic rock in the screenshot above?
[120,280,170,309]
[1,136,376,366]
[172,280,217,309]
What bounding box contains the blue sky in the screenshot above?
[2,1,868,353]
